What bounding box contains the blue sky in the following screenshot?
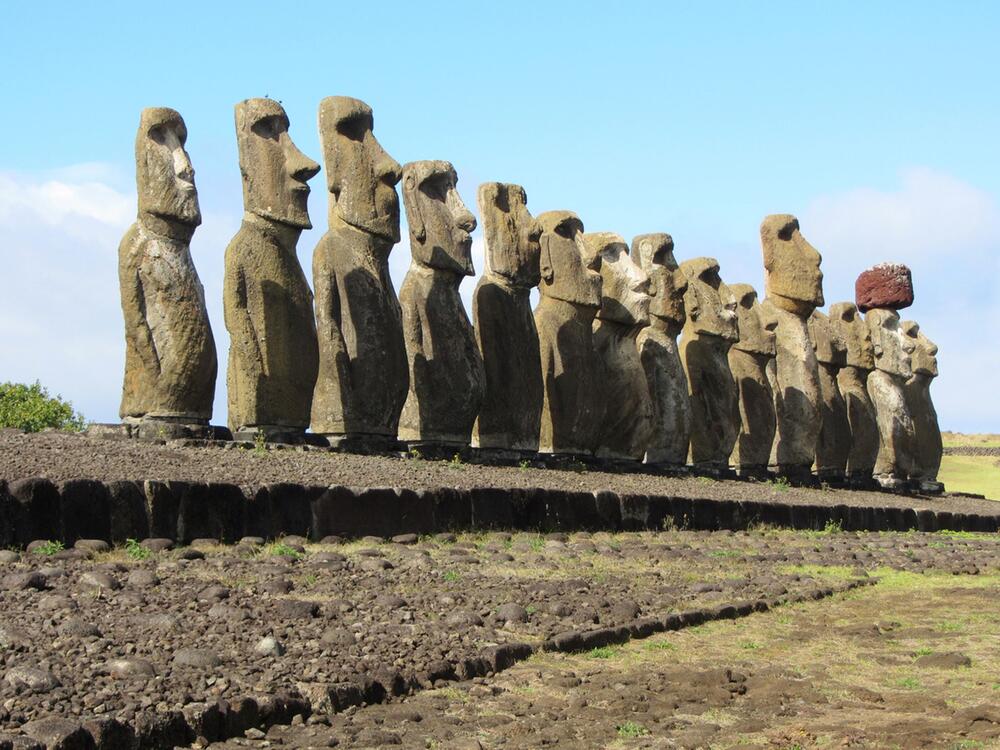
[1,1,998,431]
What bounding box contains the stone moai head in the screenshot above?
[537,211,602,307]
[235,98,320,229]
[729,283,775,356]
[680,257,739,342]
[318,96,402,243]
[402,160,477,276]
[136,107,201,226]
[868,308,914,379]
[809,310,847,367]
[829,302,875,370]
[760,214,824,315]
[631,233,687,329]
[901,320,939,378]
[477,182,542,288]
[585,232,650,326]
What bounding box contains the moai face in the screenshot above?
[761,214,824,315]
[729,283,775,356]
[478,182,542,288]
[809,310,847,366]
[868,308,914,379]
[680,257,739,342]
[829,302,875,370]
[586,233,650,326]
[537,211,602,307]
[402,160,477,276]
[902,321,939,378]
[318,96,402,243]
[631,233,686,328]
[136,107,201,226]
[235,98,320,229]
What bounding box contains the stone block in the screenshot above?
[59,479,111,544]
[9,477,61,546]
[106,481,149,543]
[856,263,913,312]
[176,482,246,543]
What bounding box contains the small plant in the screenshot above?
[822,518,843,534]
[447,452,465,470]
[253,428,267,456]
[587,646,619,659]
[124,538,151,560]
[32,540,64,556]
[302,573,318,587]
[525,604,537,615]
[896,676,922,690]
[442,570,460,582]
[739,640,760,650]
[615,721,649,738]
[528,535,545,552]
[913,646,934,657]
[267,542,302,559]
[697,475,715,485]
[644,640,676,652]
[407,447,423,461]
[0,381,85,433]
[770,476,791,492]
[518,459,531,470]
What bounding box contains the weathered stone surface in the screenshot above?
[760,215,824,475]
[534,211,603,455]
[472,182,543,451]
[119,107,217,429]
[311,97,407,444]
[866,308,917,488]
[224,98,320,438]
[679,258,739,468]
[589,233,653,460]
[856,262,913,312]
[809,310,850,481]
[632,234,690,466]
[902,320,943,489]
[727,284,776,473]
[829,302,879,481]
[398,160,484,446]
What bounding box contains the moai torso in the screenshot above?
[472,183,543,452]
[534,211,603,455]
[311,97,408,443]
[679,257,739,469]
[830,302,880,481]
[224,99,320,437]
[903,321,942,488]
[398,161,484,446]
[589,233,653,461]
[809,310,850,481]
[727,284,776,474]
[119,108,217,428]
[633,234,691,466]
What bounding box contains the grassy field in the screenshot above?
[942,431,1000,448]
[938,432,1000,500]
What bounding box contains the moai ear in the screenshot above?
[405,173,425,243]
[539,234,554,284]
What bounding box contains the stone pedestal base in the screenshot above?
[88,421,232,442]
[913,479,945,495]
[322,434,403,455]
[691,463,737,481]
[232,427,327,447]
[846,472,878,491]
[816,469,849,488]
[474,447,538,465]
[403,442,472,461]
[773,464,820,487]
[874,473,909,492]
[735,465,772,481]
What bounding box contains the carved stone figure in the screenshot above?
[808,310,851,482]
[829,302,879,485]
[472,182,543,453]
[759,214,824,480]
[118,107,218,439]
[866,308,917,489]
[310,97,407,449]
[534,211,603,455]
[398,160,484,447]
[727,284,776,477]
[633,234,691,467]
[902,320,943,492]
[224,98,320,442]
[588,232,652,461]
[679,258,739,472]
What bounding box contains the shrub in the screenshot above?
[0,381,85,433]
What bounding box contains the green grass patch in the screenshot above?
[31,540,64,556]
[587,646,621,659]
[124,538,150,560]
[615,721,649,738]
[938,455,1000,500]
[265,542,302,559]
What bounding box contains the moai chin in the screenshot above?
[118,107,219,440]
[472,182,543,454]
[632,233,691,468]
[902,320,943,492]
[534,211,603,456]
[589,232,653,461]
[679,257,740,474]
[866,307,917,489]
[759,214,824,481]
[829,302,880,486]
[311,96,408,449]
[398,160,485,449]
[224,98,321,443]
[808,310,851,483]
[727,284,776,478]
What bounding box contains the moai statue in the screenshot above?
[727,284,776,478]
[866,308,917,489]
[224,98,320,443]
[759,215,824,481]
[311,97,407,450]
[472,182,544,455]
[808,310,851,483]
[534,211,603,456]
[679,258,740,474]
[118,107,219,440]
[588,232,653,461]
[398,161,485,449]
[829,302,880,487]
[633,234,691,468]
[902,320,943,492]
